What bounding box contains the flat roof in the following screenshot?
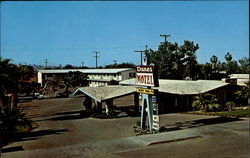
[230,74,249,79]
[38,68,133,74]
[120,78,230,95]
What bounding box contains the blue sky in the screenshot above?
[0,1,248,67]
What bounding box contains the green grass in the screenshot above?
[185,109,250,118]
[207,109,249,118]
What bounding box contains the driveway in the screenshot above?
[1,96,249,158]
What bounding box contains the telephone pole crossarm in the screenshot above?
[44,59,48,69]
[92,51,100,68]
[160,34,171,43]
[134,50,144,65]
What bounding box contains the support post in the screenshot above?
[105,99,114,118]
[134,93,139,115]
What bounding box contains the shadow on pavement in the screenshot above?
[55,110,84,115]
[14,129,69,142]
[36,110,89,122]
[166,116,241,131]
[46,114,87,121]
[1,146,24,153]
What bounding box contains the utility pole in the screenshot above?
[134,50,144,65]
[81,62,84,68]
[44,59,48,69]
[135,45,148,65]
[93,51,100,68]
[160,34,171,43]
[113,60,117,65]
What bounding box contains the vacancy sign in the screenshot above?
[136,88,155,95]
[136,66,158,87]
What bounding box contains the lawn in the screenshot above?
[208,109,249,117]
[185,109,249,118]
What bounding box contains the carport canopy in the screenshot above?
[73,86,136,103]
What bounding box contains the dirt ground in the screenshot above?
[1,96,249,158]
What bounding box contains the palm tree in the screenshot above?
[210,55,218,70]
[0,58,34,109]
[0,58,14,109]
[192,93,220,112]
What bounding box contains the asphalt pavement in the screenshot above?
[1,97,249,158]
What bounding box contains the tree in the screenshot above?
[225,52,232,62]
[234,81,249,106]
[105,62,135,68]
[0,58,35,146]
[238,57,250,74]
[179,40,200,79]
[62,71,88,95]
[0,58,20,109]
[192,93,221,112]
[199,63,212,79]
[148,40,200,79]
[224,52,239,74]
[63,64,75,69]
[210,55,218,70]
[0,58,35,109]
[148,41,177,79]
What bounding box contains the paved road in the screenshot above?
[1,97,249,158]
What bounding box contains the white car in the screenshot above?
[33,93,44,99]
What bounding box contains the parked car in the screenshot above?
[33,93,44,99]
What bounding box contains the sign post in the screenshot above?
[136,56,159,132]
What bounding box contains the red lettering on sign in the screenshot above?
[136,74,154,86]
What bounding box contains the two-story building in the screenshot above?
[37,68,135,87]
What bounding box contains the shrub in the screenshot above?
[192,93,222,112]
[225,101,236,111]
[0,105,34,145]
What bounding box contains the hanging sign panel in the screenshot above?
[136,66,159,87]
[136,88,155,95]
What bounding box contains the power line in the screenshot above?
[93,51,100,68]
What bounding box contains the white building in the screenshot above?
[37,68,135,87]
[229,74,249,86]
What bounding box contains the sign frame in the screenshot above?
[136,65,159,87]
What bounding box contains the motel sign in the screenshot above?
[136,65,158,87]
[136,65,159,131]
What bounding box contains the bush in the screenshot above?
[0,105,34,146]
[192,93,222,112]
[234,83,249,106]
[225,101,236,111]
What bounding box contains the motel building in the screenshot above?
[37,68,135,87]
[72,78,239,115]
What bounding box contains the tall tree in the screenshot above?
[225,52,233,62]
[238,57,250,74]
[63,71,88,95]
[148,41,177,79]
[178,40,200,79]
[0,58,35,109]
[148,40,200,79]
[210,55,218,70]
[224,52,239,74]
